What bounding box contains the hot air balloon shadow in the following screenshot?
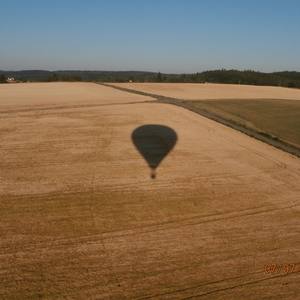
[132,124,177,179]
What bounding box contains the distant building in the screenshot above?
[7,77,16,83]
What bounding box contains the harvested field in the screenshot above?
[1,83,300,299]
[113,82,300,100]
[0,82,153,113]
[106,82,300,157]
[183,99,300,148]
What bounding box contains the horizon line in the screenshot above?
[1,68,300,74]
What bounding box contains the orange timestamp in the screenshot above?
[264,263,296,275]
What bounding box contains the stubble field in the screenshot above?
[112,82,300,154]
[113,82,300,100]
[0,82,299,299]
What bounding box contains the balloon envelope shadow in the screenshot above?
[132,124,177,179]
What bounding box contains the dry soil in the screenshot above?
[0,83,299,299]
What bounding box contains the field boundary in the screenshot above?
[99,82,300,158]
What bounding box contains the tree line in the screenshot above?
[0,74,7,83]
[1,69,300,88]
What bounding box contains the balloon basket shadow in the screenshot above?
[150,169,156,179]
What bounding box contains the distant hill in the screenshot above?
[1,69,300,88]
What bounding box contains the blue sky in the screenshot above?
[1,0,300,72]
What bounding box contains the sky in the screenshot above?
[1,0,300,73]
